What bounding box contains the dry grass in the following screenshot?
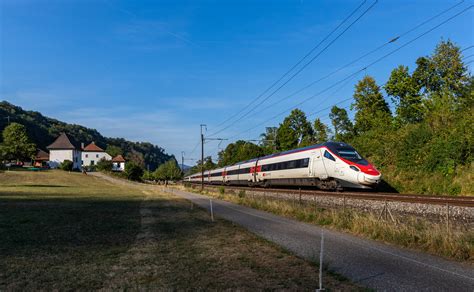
[186,186,474,262]
[0,170,360,290]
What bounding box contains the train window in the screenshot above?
[302,158,309,167]
[324,150,336,161]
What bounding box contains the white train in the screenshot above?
[185,142,381,190]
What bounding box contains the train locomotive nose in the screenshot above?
[356,165,381,186]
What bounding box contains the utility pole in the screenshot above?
[199,124,227,191]
[200,124,206,191]
[181,151,185,172]
[4,116,10,125]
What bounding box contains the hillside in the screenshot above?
[0,101,174,170]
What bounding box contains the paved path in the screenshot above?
[167,188,474,291]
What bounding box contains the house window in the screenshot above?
[85,154,88,158]
[96,154,99,158]
[91,160,95,166]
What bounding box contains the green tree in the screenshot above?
[385,65,423,124]
[259,127,277,154]
[276,109,313,150]
[413,40,469,103]
[312,118,330,144]
[105,145,122,157]
[351,76,391,133]
[0,122,36,162]
[218,140,264,166]
[153,159,183,183]
[329,106,353,141]
[125,162,144,181]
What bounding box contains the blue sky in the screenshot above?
[1,0,473,163]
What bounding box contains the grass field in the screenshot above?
[0,170,359,290]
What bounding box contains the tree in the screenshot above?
[153,159,183,183]
[105,145,122,157]
[96,158,113,171]
[125,162,144,181]
[0,123,36,162]
[276,109,313,150]
[329,106,353,141]
[126,150,145,169]
[259,127,277,154]
[385,65,423,124]
[313,118,330,144]
[351,76,391,133]
[218,140,264,166]
[413,40,469,103]
[190,156,216,174]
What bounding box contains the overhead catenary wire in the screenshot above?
[248,0,465,119]
[207,0,377,137]
[211,0,465,139]
[210,0,368,131]
[226,4,473,141]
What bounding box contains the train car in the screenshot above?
[184,142,381,190]
[209,168,224,184]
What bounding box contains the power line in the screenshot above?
[211,0,464,137]
[207,0,375,137]
[226,4,473,141]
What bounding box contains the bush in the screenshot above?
[96,158,113,172]
[59,160,73,171]
[219,186,225,195]
[125,162,144,181]
[238,190,246,198]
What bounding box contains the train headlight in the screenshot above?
[350,165,360,172]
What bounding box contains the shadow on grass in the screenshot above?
[6,184,71,188]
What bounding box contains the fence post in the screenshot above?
[210,199,214,222]
[317,231,325,292]
[446,203,450,234]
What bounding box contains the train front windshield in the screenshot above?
[335,147,368,165]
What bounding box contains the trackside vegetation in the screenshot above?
[188,40,473,196]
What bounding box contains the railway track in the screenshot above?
[186,183,474,207]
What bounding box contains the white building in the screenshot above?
[81,142,111,167]
[112,155,126,171]
[47,133,82,169]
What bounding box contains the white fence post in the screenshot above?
[210,199,214,222]
[317,231,325,292]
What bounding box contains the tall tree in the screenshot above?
[0,123,36,162]
[313,118,330,144]
[413,40,469,102]
[218,140,263,166]
[329,106,353,141]
[259,127,277,154]
[412,40,471,127]
[385,65,423,124]
[276,109,313,150]
[351,76,391,133]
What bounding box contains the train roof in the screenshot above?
[233,142,351,165]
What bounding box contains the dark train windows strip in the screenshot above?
[261,158,309,172]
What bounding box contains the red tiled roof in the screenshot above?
[47,133,76,150]
[112,155,126,162]
[35,149,49,161]
[83,142,104,152]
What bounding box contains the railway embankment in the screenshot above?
[189,184,474,222]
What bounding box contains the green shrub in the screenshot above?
[59,160,73,171]
[124,162,144,181]
[218,186,225,195]
[238,190,246,198]
[96,158,113,172]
